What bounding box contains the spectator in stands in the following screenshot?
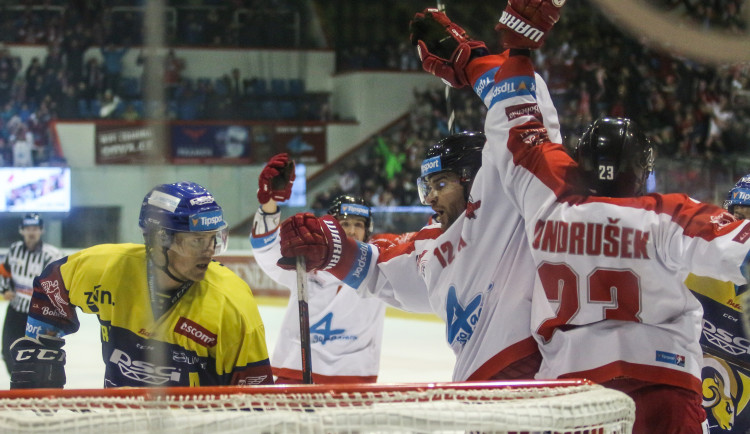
[164,49,185,99]
[100,43,127,93]
[98,89,122,119]
[11,124,33,167]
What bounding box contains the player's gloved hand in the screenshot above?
[10,335,66,389]
[278,213,348,272]
[257,153,295,204]
[496,0,565,50]
[409,8,489,88]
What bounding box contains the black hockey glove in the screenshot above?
[10,335,66,389]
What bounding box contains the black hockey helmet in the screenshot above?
[417,131,485,204]
[573,117,654,197]
[328,195,373,239]
[20,213,43,229]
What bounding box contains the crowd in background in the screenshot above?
[315,0,750,217]
[0,0,746,213]
[0,0,320,166]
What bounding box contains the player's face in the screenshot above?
[166,232,218,282]
[338,215,367,242]
[424,172,465,231]
[19,225,42,249]
[733,205,750,220]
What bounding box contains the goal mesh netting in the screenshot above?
[0,380,634,434]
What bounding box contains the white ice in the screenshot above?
[0,303,455,389]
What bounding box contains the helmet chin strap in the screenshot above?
[145,243,190,286]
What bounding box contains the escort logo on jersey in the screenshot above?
[498,12,545,42]
[84,285,113,313]
[148,190,181,212]
[323,219,342,270]
[175,317,217,348]
[421,156,442,177]
[310,312,351,344]
[655,350,686,367]
[702,354,750,433]
[109,348,181,385]
[340,203,369,218]
[532,219,651,258]
[189,195,215,206]
[505,102,543,123]
[189,209,224,231]
[446,286,483,346]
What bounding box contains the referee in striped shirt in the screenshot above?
[1,213,62,374]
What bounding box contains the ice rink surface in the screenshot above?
[0,302,456,389]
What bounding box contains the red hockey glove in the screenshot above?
[257,153,295,204]
[495,0,565,50]
[409,8,489,88]
[278,213,347,272]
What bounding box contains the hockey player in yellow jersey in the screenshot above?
[687,174,750,432]
[9,181,273,388]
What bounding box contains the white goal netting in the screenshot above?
[0,380,634,434]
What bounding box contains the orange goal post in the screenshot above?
[0,379,635,433]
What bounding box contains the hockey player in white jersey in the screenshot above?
[274,31,566,380]
[252,153,388,384]
[406,1,750,431]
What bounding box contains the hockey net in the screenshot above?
[0,379,634,434]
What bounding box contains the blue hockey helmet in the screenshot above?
[139,181,228,256]
[328,195,374,239]
[724,174,750,214]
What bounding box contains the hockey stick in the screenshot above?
[436,0,458,134]
[296,256,313,384]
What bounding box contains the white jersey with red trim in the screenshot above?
[465,53,750,394]
[251,209,387,383]
[335,60,564,382]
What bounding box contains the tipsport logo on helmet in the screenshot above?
[732,190,750,202]
[189,209,224,231]
[421,156,442,177]
[341,203,369,218]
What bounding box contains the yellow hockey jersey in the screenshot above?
[26,243,273,387]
